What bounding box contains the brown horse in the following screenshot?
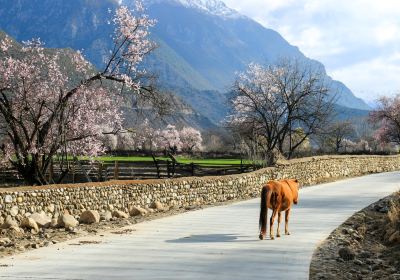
[258,179,300,240]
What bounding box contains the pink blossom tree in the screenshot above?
[341,138,357,153]
[132,118,157,151]
[0,2,158,185]
[179,127,203,154]
[369,95,400,145]
[155,125,182,154]
[355,139,371,152]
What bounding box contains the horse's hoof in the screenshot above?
[286,232,291,235]
[276,234,281,238]
[259,234,264,240]
[270,236,275,240]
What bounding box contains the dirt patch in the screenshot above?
[310,191,400,280]
[0,200,236,259]
[69,240,103,246]
[111,228,136,235]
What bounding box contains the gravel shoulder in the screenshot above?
[0,199,242,261]
[310,191,400,280]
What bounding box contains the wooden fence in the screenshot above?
[0,158,262,185]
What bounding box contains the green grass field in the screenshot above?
[80,156,256,166]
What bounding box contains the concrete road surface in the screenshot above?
[1,172,399,280]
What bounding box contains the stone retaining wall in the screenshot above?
[0,155,399,218]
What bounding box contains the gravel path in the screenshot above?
[1,172,399,280]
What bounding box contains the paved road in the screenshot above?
[1,172,400,280]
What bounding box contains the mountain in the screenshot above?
[0,0,370,127]
[141,0,370,121]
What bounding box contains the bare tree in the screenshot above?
[318,120,356,153]
[228,58,335,165]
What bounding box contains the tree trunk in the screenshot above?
[16,163,47,186]
[265,150,277,166]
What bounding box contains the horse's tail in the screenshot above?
[259,185,269,239]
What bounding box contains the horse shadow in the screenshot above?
[166,233,257,243]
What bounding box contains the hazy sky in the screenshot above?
[223,0,400,102]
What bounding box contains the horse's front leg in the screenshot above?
[269,209,278,240]
[276,211,282,237]
[285,209,291,235]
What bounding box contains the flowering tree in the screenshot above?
[0,2,158,185]
[356,139,371,152]
[109,119,158,151]
[341,138,357,153]
[369,95,400,145]
[133,119,156,150]
[228,59,334,165]
[154,125,202,154]
[179,127,203,153]
[156,125,182,154]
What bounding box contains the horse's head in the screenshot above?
[291,179,300,204]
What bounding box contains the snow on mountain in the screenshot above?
[139,0,241,17]
[178,0,239,17]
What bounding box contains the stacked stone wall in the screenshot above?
[0,155,399,218]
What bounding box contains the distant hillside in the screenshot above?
[334,104,370,121]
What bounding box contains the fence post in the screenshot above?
[97,162,103,182]
[167,160,171,178]
[191,163,195,176]
[114,161,119,180]
[72,161,75,183]
[151,154,161,179]
[105,166,108,181]
[168,153,177,177]
[240,158,243,173]
[48,158,54,183]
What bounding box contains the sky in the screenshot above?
[223,0,400,103]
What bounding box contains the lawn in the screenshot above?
[80,156,256,166]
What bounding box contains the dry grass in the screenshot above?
[310,191,400,279]
[387,192,400,225]
[385,191,400,243]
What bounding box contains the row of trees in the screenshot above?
[111,122,203,154]
[197,119,394,157]
[226,59,400,163]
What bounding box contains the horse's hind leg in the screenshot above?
[276,212,282,237]
[269,209,278,240]
[285,209,291,235]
